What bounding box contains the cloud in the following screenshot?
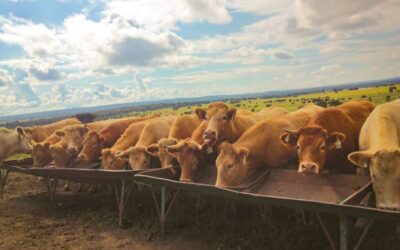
[29,65,64,81]
[12,82,40,103]
[272,51,293,60]
[0,69,13,86]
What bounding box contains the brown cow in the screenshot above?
[0,127,33,164]
[215,104,323,188]
[31,134,60,167]
[48,140,77,190]
[25,117,82,143]
[196,102,288,147]
[117,116,176,170]
[167,107,289,182]
[146,113,202,168]
[348,100,400,210]
[56,115,159,156]
[101,119,157,170]
[281,100,375,174]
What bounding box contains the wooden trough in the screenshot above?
[135,165,400,250]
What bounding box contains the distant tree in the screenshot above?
[329,99,342,106]
[75,113,96,123]
[389,86,397,93]
[361,95,367,98]
[386,96,391,101]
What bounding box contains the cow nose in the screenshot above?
[68,147,77,154]
[299,162,318,174]
[204,130,216,139]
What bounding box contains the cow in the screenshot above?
[215,104,324,188]
[56,115,159,156]
[25,117,82,143]
[48,140,77,190]
[146,113,202,168]
[101,119,155,170]
[348,100,400,210]
[0,127,33,164]
[281,100,375,174]
[195,102,289,148]
[31,134,60,167]
[166,107,289,182]
[117,116,176,170]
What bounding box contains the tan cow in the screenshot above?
[348,100,400,210]
[281,100,374,174]
[31,134,60,167]
[56,115,158,156]
[76,115,159,163]
[196,102,288,147]
[146,113,202,168]
[0,127,33,164]
[101,119,157,170]
[25,117,82,143]
[48,140,77,190]
[215,104,324,188]
[166,106,289,182]
[117,116,176,170]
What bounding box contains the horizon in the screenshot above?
[0,0,399,116]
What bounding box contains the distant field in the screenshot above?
[127,83,400,116]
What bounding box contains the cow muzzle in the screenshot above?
[203,130,217,145]
[299,162,319,174]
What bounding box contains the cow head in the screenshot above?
[77,131,104,163]
[348,149,400,211]
[215,142,249,188]
[195,102,237,147]
[146,138,178,168]
[280,126,345,174]
[101,149,126,170]
[117,146,152,170]
[49,143,76,168]
[32,142,52,167]
[165,139,205,182]
[15,126,33,154]
[54,124,89,154]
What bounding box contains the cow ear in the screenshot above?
[116,150,129,160]
[165,144,182,158]
[280,129,299,146]
[326,132,345,149]
[102,148,111,156]
[348,151,372,168]
[81,125,89,135]
[194,108,206,120]
[55,130,65,138]
[16,126,25,136]
[146,144,159,156]
[226,108,237,120]
[239,147,249,165]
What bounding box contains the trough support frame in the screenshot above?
[45,177,58,204]
[113,179,135,228]
[315,212,337,250]
[339,215,348,250]
[0,169,9,199]
[150,185,180,239]
[353,219,374,250]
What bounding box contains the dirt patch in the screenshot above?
[0,172,398,249]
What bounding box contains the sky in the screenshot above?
[0,0,399,116]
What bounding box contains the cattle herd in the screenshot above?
[1,99,400,211]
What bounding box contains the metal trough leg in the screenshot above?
[45,177,58,204]
[315,212,336,250]
[113,180,135,228]
[339,215,348,250]
[150,185,180,239]
[0,169,9,199]
[354,219,374,250]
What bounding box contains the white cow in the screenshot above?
[0,127,33,164]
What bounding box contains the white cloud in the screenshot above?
[0,69,13,86]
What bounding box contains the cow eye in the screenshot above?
[226,164,233,169]
[296,145,300,150]
[222,116,228,120]
[321,145,326,151]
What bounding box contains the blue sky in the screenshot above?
[0,0,399,116]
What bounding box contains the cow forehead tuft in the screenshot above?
[299,126,327,136]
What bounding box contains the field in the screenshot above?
[125,83,400,117]
[2,83,400,249]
